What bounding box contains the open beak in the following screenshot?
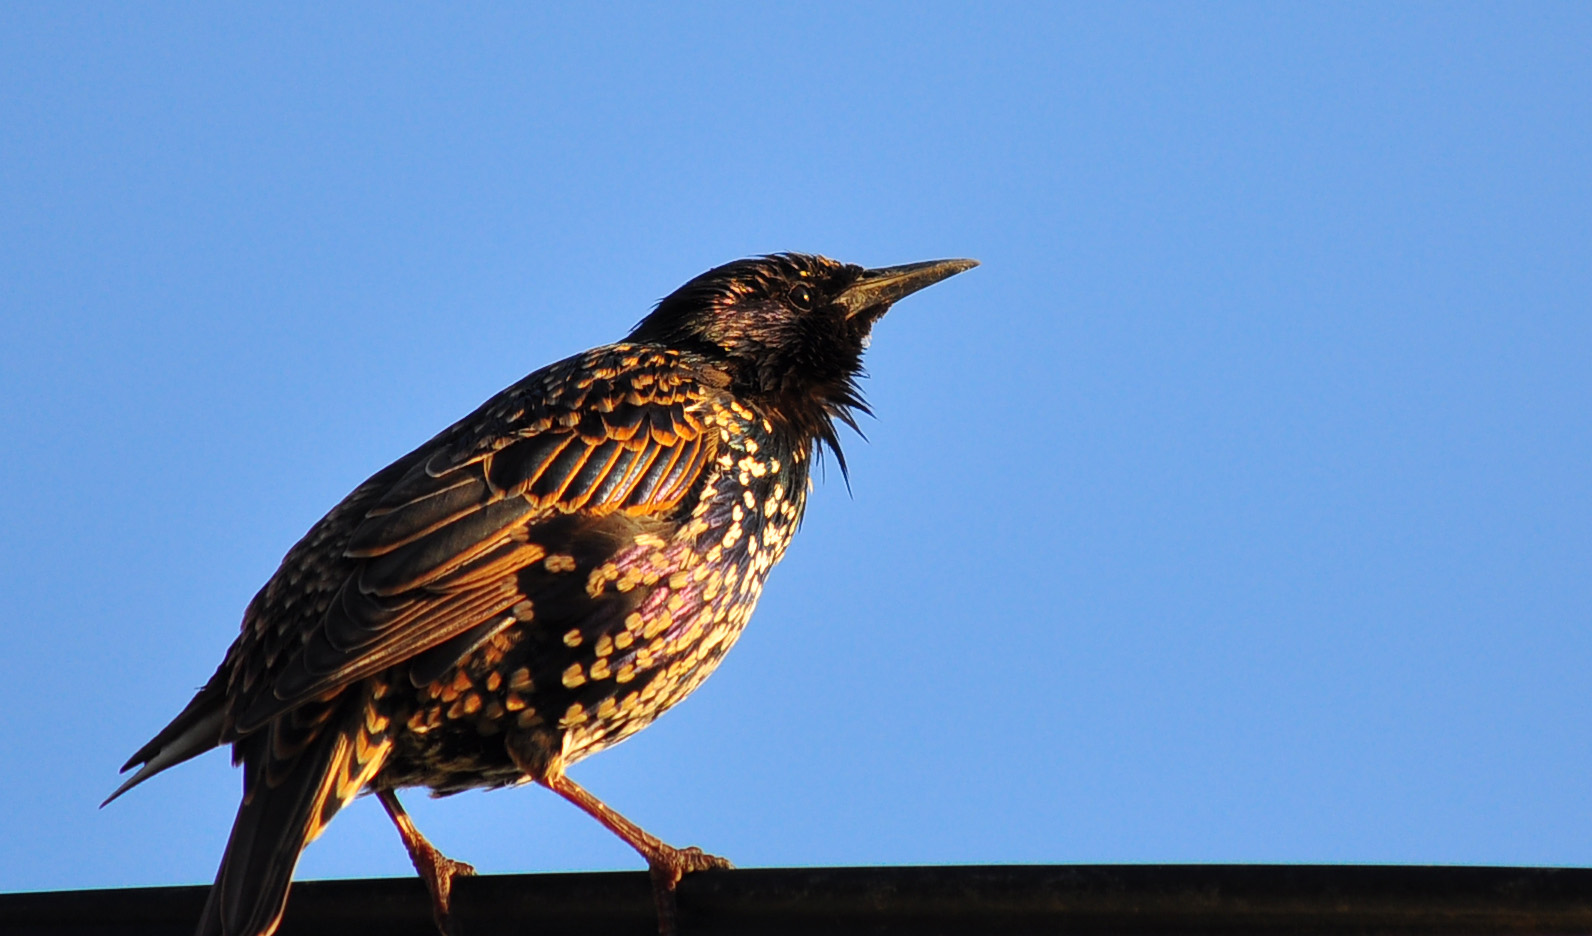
[836,258,979,320]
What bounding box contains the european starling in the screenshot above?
[108,253,977,936]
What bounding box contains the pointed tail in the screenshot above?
[105,666,230,806]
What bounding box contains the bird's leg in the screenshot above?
[378,789,477,936]
[540,771,731,936]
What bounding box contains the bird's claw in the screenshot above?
[650,844,733,888]
[648,846,732,935]
[672,845,734,875]
[411,848,477,936]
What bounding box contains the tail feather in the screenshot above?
[196,693,392,936]
[105,666,229,806]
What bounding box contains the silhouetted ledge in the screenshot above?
[7,865,1592,935]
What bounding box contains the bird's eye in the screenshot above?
[789,284,815,310]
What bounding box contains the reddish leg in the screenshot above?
[540,771,732,936]
[379,790,477,936]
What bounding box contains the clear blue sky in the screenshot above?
[2,3,1589,893]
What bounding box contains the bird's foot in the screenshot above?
[531,771,730,935]
[378,790,477,936]
[407,841,477,936]
[648,846,732,936]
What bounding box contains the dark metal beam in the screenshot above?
[6,865,1592,935]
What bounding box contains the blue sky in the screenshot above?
[2,3,1589,893]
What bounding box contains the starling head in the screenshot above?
[629,253,977,446]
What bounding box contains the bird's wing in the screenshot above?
[225,344,723,736]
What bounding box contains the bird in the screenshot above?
[107,252,977,936]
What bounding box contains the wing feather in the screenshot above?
[528,437,596,501]
[560,440,625,509]
[628,433,689,506]
[223,345,726,736]
[344,473,485,557]
[357,496,537,597]
[484,434,576,498]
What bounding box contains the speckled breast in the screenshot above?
[375,400,811,795]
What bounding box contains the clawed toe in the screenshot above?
[442,856,478,878]
[412,846,476,935]
[649,844,733,887]
[673,845,733,875]
[647,845,732,935]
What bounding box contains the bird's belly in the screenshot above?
[371,594,764,797]
[375,704,526,795]
[376,585,774,797]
